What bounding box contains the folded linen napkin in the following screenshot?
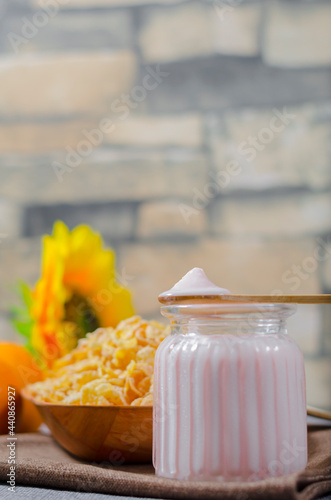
[0,427,330,499]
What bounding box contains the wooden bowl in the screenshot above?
[21,388,153,464]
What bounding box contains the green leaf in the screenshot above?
[18,281,33,309]
[11,319,33,339]
[10,281,34,342]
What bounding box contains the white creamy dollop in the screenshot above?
[159,267,230,298]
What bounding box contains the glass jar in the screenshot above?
[153,300,307,482]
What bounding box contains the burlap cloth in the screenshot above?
[0,427,330,499]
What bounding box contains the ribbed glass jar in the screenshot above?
[153,302,307,482]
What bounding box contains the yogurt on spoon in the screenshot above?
[159,267,230,298]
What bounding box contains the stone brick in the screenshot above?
[287,304,322,356]
[323,250,331,292]
[22,202,136,241]
[105,114,203,147]
[30,0,182,7]
[305,357,331,410]
[320,304,331,355]
[137,200,207,240]
[118,238,320,316]
[2,10,132,53]
[0,51,136,117]
[263,1,331,68]
[211,2,261,57]
[0,151,208,204]
[146,56,331,113]
[0,120,97,154]
[0,237,41,313]
[139,3,213,63]
[0,199,22,238]
[0,1,6,21]
[209,192,331,237]
[0,114,203,153]
[0,314,17,342]
[208,104,331,191]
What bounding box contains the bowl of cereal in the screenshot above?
[22,316,169,464]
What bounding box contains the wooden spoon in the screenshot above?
[160,294,331,305]
[218,294,331,304]
[307,405,331,421]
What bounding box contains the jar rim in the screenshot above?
[160,302,296,320]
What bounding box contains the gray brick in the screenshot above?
[137,200,207,240]
[0,114,203,154]
[287,304,322,356]
[0,237,41,313]
[2,10,133,53]
[0,0,6,21]
[209,192,331,237]
[207,103,331,191]
[0,314,17,342]
[105,114,203,147]
[322,243,331,292]
[0,119,102,154]
[0,199,23,238]
[146,56,331,113]
[321,304,331,355]
[305,357,331,410]
[22,202,136,242]
[139,2,261,63]
[139,2,213,63]
[263,1,331,68]
[0,151,209,203]
[30,0,183,6]
[0,51,136,117]
[211,2,261,57]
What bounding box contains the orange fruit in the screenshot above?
[0,342,45,433]
[0,362,23,435]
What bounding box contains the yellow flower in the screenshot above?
[29,221,134,368]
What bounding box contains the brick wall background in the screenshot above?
[0,0,330,410]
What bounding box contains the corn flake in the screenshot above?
[27,316,169,406]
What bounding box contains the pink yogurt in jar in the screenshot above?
[153,269,307,481]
